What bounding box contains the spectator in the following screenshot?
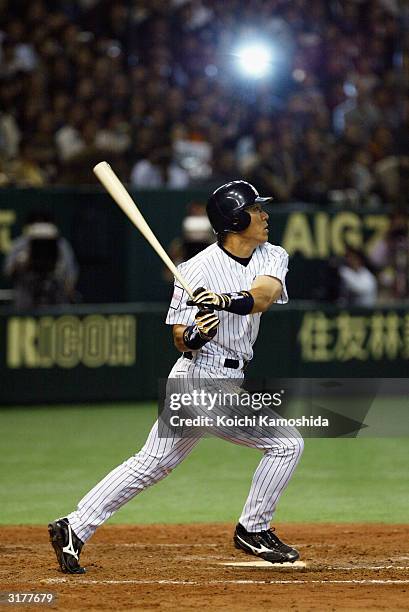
[293,127,333,203]
[369,209,409,301]
[334,85,381,142]
[95,112,131,155]
[338,247,378,307]
[172,114,213,181]
[247,138,296,202]
[236,115,275,173]
[0,110,20,159]
[130,147,189,188]
[7,139,46,186]
[164,201,214,281]
[349,149,376,200]
[55,106,87,162]
[209,149,240,186]
[3,210,79,310]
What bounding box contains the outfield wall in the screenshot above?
[1,303,408,404]
[0,187,393,302]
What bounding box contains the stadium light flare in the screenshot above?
[235,43,274,78]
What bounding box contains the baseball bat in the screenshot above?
[93,161,194,298]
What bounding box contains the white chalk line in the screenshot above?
[220,560,306,568]
[0,543,220,549]
[220,563,409,571]
[327,565,409,571]
[0,542,338,549]
[42,578,409,586]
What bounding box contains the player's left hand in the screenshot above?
[195,309,220,337]
[187,287,231,311]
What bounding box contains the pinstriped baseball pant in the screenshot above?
[67,357,303,542]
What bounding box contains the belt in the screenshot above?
[183,352,248,370]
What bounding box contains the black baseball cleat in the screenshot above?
[234,523,299,564]
[48,518,86,574]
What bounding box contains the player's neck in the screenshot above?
[222,234,257,258]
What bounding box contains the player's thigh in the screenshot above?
[211,417,303,455]
[139,419,202,463]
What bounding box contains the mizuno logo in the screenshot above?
[235,534,272,555]
[62,524,79,560]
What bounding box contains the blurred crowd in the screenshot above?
[325,208,409,306]
[0,0,408,206]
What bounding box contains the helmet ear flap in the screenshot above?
[231,209,251,232]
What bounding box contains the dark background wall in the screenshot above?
[1,304,407,404]
[0,187,392,303]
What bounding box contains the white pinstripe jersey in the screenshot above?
[166,242,289,364]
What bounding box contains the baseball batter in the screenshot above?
[49,181,304,574]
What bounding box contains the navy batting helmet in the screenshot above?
[207,181,273,234]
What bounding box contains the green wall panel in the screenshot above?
[0,188,393,301]
[1,303,407,405]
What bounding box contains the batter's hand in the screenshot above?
[188,287,231,311]
[195,309,220,338]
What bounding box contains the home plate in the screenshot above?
[220,560,307,568]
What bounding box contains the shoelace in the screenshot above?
[261,528,286,550]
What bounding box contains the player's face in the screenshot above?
[243,204,269,244]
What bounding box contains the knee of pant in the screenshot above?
[270,436,304,458]
[125,452,161,475]
[140,461,175,482]
[132,448,166,464]
[297,436,304,456]
[286,436,304,458]
[125,455,175,482]
[157,464,174,478]
[127,451,179,475]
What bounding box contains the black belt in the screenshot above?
[183,352,248,370]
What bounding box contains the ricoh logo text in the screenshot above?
[7,315,136,369]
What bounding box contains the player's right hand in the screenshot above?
[187,287,230,311]
[195,309,220,338]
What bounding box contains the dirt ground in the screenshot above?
[0,523,408,611]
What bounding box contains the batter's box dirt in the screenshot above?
[0,523,408,610]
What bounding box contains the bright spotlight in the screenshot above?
[236,43,273,78]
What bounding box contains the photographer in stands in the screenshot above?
[3,210,79,310]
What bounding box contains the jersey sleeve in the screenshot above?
[257,245,289,304]
[165,261,204,326]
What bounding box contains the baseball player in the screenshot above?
[48,180,304,574]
